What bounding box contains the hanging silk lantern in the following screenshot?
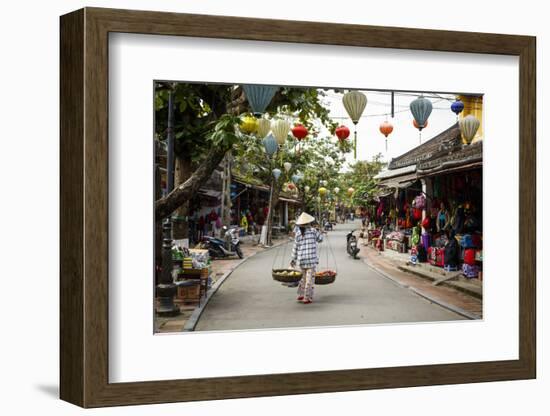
[272,168,281,181]
[459,114,481,145]
[239,115,258,134]
[304,185,310,193]
[320,180,328,187]
[287,183,296,191]
[291,174,300,183]
[318,187,327,197]
[413,119,429,129]
[256,118,271,138]
[334,187,340,194]
[283,162,292,173]
[451,98,464,117]
[410,95,432,144]
[262,133,278,156]
[242,84,278,116]
[335,125,350,141]
[271,119,290,145]
[379,120,394,151]
[347,187,355,196]
[291,124,308,141]
[342,91,367,159]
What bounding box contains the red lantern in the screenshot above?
[422,217,430,229]
[287,183,296,190]
[335,125,350,141]
[291,124,308,141]
[413,208,422,221]
[413,119,428,129]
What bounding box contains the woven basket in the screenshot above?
[272,268,302,283]
[315,271,337,285]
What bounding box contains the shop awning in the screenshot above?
[279,197,301,204]
[198,188,221,199]
[233,177,270,192]
[376,173,418,189]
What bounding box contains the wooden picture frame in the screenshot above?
[60,7,536,408]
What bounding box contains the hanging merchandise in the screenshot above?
[379,120,394,152]
[413,208,422,221]
[335,125,350,141]
[271,119,290,145]
[283,162,292,172]
[459,114,481,145]
[342,91,367,158]
[256,117,271,138]
[239,115,258,134]
[421,216,431,229]
[451,98,465,118]
[262,133,278,157]
[410,95,433,144]
[272,168,281,181]
[413,194,426,210]
[242,84,278,116]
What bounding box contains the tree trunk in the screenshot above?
[266,181,281,246]
[155,142,231,222]
[172,153,193,240]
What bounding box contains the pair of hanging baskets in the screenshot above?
[271,268,337,285]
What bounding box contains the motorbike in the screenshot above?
[346,230,360,259]
[201,226,243,259]
[323,220,333,231]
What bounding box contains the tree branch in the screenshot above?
[155,142,232,221]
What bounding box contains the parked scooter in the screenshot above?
[346,230,360,259]
[323,219,333,231]
[201,226,243,259]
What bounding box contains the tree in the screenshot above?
[338,154,387,210]
[154,84,338,224]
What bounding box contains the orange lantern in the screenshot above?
[379,120,394,151]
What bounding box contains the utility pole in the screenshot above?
[155,87,179,317]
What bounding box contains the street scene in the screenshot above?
[154,82,483,333]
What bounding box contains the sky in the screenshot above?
[318,89,459,169]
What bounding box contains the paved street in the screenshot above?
[195,221,465,331]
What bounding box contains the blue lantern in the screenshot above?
[263,133,278,157]
[292,174,300,183]
[410,95,432,131]
[272,168,282,181]
[243,85,278,116]
[451,98,464,116]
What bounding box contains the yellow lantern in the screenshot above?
[319,187,327,197]
[347,187,355,196]
[239,115,258,134]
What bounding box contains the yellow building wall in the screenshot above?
[457,95,484,143]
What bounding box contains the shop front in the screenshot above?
[369,123,483,279]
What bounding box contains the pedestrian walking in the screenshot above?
[290,212,324,304]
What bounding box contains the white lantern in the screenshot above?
[271,119,290,145]
[283,162,292,172]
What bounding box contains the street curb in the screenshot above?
[363,258,481,320]
[182,240,290,331]
[396,265,482,300]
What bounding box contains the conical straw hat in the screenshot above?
[296,212,315,225]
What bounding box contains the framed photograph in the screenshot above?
[60,7,536,408]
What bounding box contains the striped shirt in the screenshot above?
[291,226,323,268]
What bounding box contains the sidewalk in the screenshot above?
[155,236,290,333]
[360,239,482,319]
